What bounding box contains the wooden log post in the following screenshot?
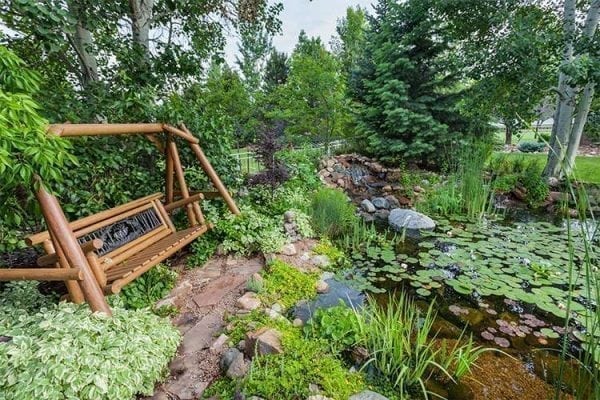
[165,134,175,205]
[167,140,201,226]
[180,124,241,215]
[35,179,112,315]
[0,268,83,281]
[43,238,86,303]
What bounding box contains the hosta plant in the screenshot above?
[0,282,180,400]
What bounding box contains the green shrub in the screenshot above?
[187,231,218,268]
[260,260,318,309]
[416,177,462,217]
[304,304,361,354]
[0,283,180,400]
[120,264,178,310]
[521,169,549,207]
[310,188,356,239]
[517,141,546,153]
[215,206,287,255]
[355,294,483,398]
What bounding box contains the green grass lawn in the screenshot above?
[492,152,600,184]
[493,129,549,145]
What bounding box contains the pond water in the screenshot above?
[341,210,598,398]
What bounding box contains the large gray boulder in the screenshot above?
[388,208,435,237]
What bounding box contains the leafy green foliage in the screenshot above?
[215,206,287,255]
[489,154,549,206]
[0,283,180,400]
[120,264,178,310]
[244,330,365,400]
[310,188,356,239]
[304,304,361,354]
[187,232,219,269]
[313,239,349,270]
[0,46,75,251]
[270,32,351,144]
[260,260,318,309]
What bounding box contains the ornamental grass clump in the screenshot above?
[0,282,180,400]
[310,188,356,239]
[355,294,483,398]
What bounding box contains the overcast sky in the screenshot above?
[225,0,374,64]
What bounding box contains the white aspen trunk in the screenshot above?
[565,84,596,173]
[564,0,600,174]
[129,0,153,55]
[543,0,577,178]
[73,22,98,87]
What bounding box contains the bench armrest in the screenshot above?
[164,193,204,212]
[37,239,104,267]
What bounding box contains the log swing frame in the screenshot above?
[0,123,240,315]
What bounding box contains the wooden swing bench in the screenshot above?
[0,123,240,315]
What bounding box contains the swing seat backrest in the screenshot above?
[26,193,210,294]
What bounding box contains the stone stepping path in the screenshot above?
[147,255,263,400]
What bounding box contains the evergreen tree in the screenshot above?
[263,50,289,93]
[354,0,476,166]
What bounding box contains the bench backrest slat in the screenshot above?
[26,193,164,246]
[26,193,172,266]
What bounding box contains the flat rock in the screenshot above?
[280,243,297,256]
[349,390,390,400]
[311,254,330,268]
[209,333,229,352]
[192,274,247,309]
[388,208,436,236]
[163,378,209,400]
[360,199,376,213]
[182,312,224,354]
[245,327,283,357]
[236,292,261,311]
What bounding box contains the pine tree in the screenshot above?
[263,50,289,93]
[354,0,474,166]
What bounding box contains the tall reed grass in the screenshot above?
[355,294,486,399]
[556,176,599,400]
[417,141,494,221]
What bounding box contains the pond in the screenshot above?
[340,210,599,398]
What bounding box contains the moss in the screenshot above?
[260,260,318,309]
[244,329,365,399]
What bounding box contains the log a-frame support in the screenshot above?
[0,123,240,315]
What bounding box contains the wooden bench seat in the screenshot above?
[105,224,209,293]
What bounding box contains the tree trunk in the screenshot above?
[129,0,153,54]
[563,0,600,173]
[543,0,577,178]
[67,0,98,89]
[504,125,512,145]
[564,84,596,173]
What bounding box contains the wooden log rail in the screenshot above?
[0,268,82,281]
